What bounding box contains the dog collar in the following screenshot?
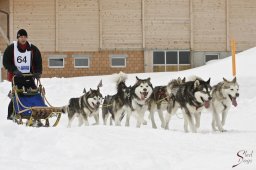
[192,100,203,110]
[84,99,94,113]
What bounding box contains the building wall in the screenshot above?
[1,0,256,79]
[12,0,55,52]
[144,0,190,49]
[101,0,142,49]
[42,51,144,78]
[192,51,231,68]
[57,0,99,51]
[192,0,227,51]
[0,0,9,52]
[0,0,9,81]
[229,0,256,51]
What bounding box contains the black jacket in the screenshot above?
[3,42,42,80]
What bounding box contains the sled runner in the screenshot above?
[11,74,63,127]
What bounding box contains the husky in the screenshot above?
[210,77,239,132]
[125,76,154,128]
[173,77,212,133]
[149,77,186,129]
[66,80,103,128]
[163,77,186,130]
[102,72,132,126]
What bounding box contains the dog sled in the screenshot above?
[10,74,63,127]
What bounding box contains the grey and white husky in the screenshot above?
[209,77,239,132]
[149,77,186,129]
[102,72,132,126]
[172,77,212,133]
[125,76,154,128]
[66,80,103,128]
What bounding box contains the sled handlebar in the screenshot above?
[13,73,41,78]
[12,73,42,86]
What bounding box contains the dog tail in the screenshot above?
[112,71,128,85]
[61,105,68,113]
[187,75,203,81]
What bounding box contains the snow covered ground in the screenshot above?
[1,47,256,170]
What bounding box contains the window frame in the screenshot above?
[73,55,90,68]
[205,54,219,63]
[153,50,190,71]
[48,55,66,68]
[110,55,127,68]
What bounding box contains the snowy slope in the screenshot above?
[1,48,256,170]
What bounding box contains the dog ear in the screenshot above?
[182,77,186,83]
[136,76,139,81]
[83,88,86,93]
[147,77,151,82]
[206,78,211,84]
[97,79,103,89]
[232,77,237,83]
[194,80,200,89]
[89,88,92,94]
[97,87,100,92]
[177,77,181,83]
[223,77,228,82]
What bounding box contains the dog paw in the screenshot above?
[191,128,197,133]
[220,129,227,132]
[152,125,157,129]
[136,124,141,128]
[143,120,147,125]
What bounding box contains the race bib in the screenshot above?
[13,41,31,73]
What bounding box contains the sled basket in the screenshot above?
[11,74,63,127]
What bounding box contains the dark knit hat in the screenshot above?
[17,29,28,39]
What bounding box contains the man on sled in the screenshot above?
[3,29,42,120]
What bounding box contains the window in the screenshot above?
[48,55,66,68]
[110,55,126,67]
[205,54,219,63]
[179,51,190,64]
[153,52,165,64]
[166,51,178,64]
[73,55,90,68]
[153,50,191,72]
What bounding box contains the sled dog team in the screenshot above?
[64,72,239,133]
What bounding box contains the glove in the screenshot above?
[13,70,22,77]
[33,73,41,79]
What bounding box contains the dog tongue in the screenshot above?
[141,94,145,100]
[204,101,210,108]
[232,98,238,107]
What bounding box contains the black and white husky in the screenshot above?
[125,76,154,128]
[172,77,212,133]
[66,81,103,128]
[209,77,239,132]
[149,77,186,129]
[102,72,132,126]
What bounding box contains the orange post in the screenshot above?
[231,39,236,76]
